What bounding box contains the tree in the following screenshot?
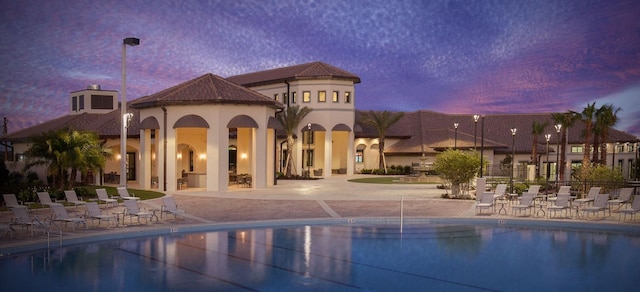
[361,110,404,173]
[551,111,580,181]
[276,105,313,177]
[580,102,597,172]
[594,104,621,165]
[433,149,481,198]
[530,120,548,178]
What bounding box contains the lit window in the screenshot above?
[345,91,351,103]
[355,149,363,163]
[571,146,583,153]
[303,91,310,103]
[318,91,326,102]
[274,93,279,101]
[332,91,339,102]
[304,150,314,167]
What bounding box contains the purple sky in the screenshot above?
[1,0,639,136]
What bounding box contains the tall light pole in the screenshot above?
[554,124,562,185]
[307,123,311,178]
[510,128,517,193]
[120,37,140,187]
[453,122,459,148]
[545,134,551,196]
[480,115,485,177]
[473,115,479,150]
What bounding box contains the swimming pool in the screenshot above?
[1,219,639,291]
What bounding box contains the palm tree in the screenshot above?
[361,110,404,173]
[531,120,548,177]
[595,104,621,165]
[551,111,580,181]
[581,102,597,170]
[276,105,313,177]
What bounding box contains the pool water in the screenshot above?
[1,222,639,291]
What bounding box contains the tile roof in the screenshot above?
[226,61,361,87]
[131,73,283,109]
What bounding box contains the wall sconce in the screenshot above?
[177,153,182,160]
[199,153,206,160]
[116,154,121,160]
[152,153,156,160]
[240,153,247,160]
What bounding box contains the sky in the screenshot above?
[1,0,639,137]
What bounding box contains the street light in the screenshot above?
[510,128,517,194]
[473,115,479,150]
[545,134,551,196]
[307,123,311,178]
[120,37,140,187]
[479,115,485,177]
[554,124,562,184]
[453,122,459,148]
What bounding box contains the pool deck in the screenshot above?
[2,175,639,250]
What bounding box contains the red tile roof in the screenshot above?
[226,61,361,87]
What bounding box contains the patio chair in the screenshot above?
[50,204,87,231]
[123,200,152,225]
[511,192,535,216]
[527,185,541,194]
[161,197,186,219]
[607,188,633,212]
[493,184,507,200]
[37,191,63,208]
[547,193,571,218]
[475,192,495,215]
[85,202,116,227]
[96,188,118,207]
[574,186,602,206]
[64,190,87,208]
[475,177,487,201]
[9,207,37,236]
[3,193,28,210]
[117,187,140,201]
[620,195,640,222]
[548,185,572,203]
[580,193,609,220]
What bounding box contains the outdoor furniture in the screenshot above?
[574,186,602,206]
[620,195,640,222]
[161,197,186,219]
[547,193,571,219]
[123,200,152,225]
[50,204,87,231]
[37,191,63,208]
[85,202,116,227]
[3,193,28,210]
[511,192,535,216]
[116,187,140,201]
[9,207,37,236]
[96,188,118,207]
[476,192,495,215]
[64,190,87,208]
[581,193,609,220]
[608,188,633,212]
[548,185,572,203]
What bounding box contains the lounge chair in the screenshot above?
[476,192,495,215]
[547,193,571,218]
[527,185,541,194]
[9,207,37,235]
[123,200,152,224]
[161,197,186,219]
[3,193,28,210]
[96,188,118,207]
[117,187,140,201]
[50,204,87,231]
[608,188,633,212]
[64,190,87,208]
[620,195,640,222]
[511,192,535,216]
[548,185,572,203]
[475,177,487,201]
[493,184,508,200]
[574,186,602,206]
[37,191,63,208]
[85,202,116,227]
[580,193,609,220]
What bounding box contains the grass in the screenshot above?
[348,177,440,184]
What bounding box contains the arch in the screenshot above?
[301,123,326,132]
[227,115,259,128]
[332,123,352,132]
[174,115,209,128]
[140,116,160,129]
[356,143,367,150]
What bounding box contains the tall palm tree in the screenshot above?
[531,120,548,177]
[361,110,404,173]
[276,105,313,177]
[595,104,621,165]
[581,102,597,170]
[551,111,580,181]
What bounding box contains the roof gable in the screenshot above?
[226,61,361,87]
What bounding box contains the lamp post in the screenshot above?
[554,124,562,184]
[120,37,140,187]
[612,142,618,170]
[510,128,517,194]
[307,123,311,178]
[480,115,485,177]
[545,134,551,196]
[473,115,479,150]
[454,122,459,148]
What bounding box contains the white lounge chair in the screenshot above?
[85,202,116,227]
[511,192,535,216]
[3,193,28,210]
[493,184,508,200]
[37,191,63,208]
[50,204,87,231]
[96,188,118,207]
[608,188,633,212]
[548,185,572,203]
[547,193,571,218]
[117,187,140,201]
[9,207,36,235]
[476,192,495,215]
[574,186,602,206]
[620,195,640,222]
[581,193,609,220]
[161,197,186,219]
[123,200,152,224]
[64,190,87,208]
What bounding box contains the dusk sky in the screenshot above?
[1,0,639,136]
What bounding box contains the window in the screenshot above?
[291,92,297,103]
[72,96,77,111]
[79,95,84,110]
[345,91,351,103]
[570,161,581,170]
[318,91,326,102]
[303,91,310,103]
[332,91,339,102]
[304,130,314,144]
[283,93,288,104]
[91,95,114,109]
[274,93,279,101]
[571,146,583,153]
[355,149,364,163]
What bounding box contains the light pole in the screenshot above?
[307,123,311,178]
[612,142,618,170]
[545,134,551,196]
[554,124,562,184]
[473,115,479,150]
[454,122,459,148]
[120,37,140,187]
[510,128,517,194]
[480,115,485,177]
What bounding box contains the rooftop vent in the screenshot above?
[87,84,101,90]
